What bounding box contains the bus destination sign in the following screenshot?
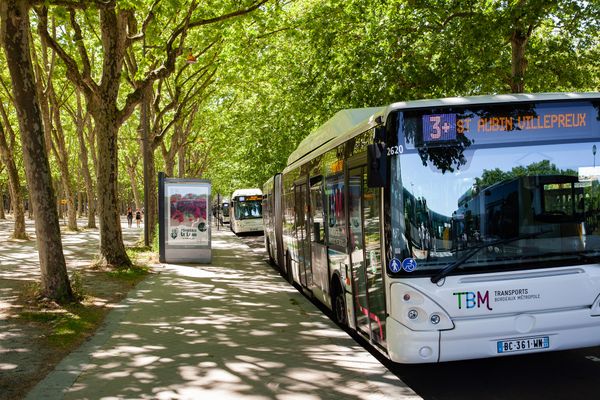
[419,102,599,147]
[243,195,262,201]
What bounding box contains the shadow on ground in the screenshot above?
[28,229,416,400]
[0,217,143,400]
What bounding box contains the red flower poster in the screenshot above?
[167,184,209,246]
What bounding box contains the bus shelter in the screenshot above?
[158,173,212,263]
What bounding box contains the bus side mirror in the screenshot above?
[367,143,387,188]
[374,126,386,142]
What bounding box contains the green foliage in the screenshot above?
[69,271,86,301]
[475,160,578,189]
[152,222,160,251]
[1,0,599,229]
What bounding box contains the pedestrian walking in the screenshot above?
[136,209,142,228]
[127,207,133,228]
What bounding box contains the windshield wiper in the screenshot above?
[430,231,550,284]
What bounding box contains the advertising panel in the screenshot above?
[167,184,209,246]
[159,173,212,263]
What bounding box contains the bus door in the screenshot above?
[347,163,387,346]
[309,176,327,302]
[274,174,284,268]
[294,180,311,288]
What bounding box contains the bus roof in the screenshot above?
[286,107,384,167]
[384,92,600,118]
[231,188,262,198]
[284,92,599,172]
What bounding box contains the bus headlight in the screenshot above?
[390,283,454,331]
[592,294,600,316]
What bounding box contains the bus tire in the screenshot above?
[331,278,347,327]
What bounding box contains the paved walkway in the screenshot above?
[26,228,420,400]
[0,216,141,280]
[0,217,143,399]
[0,217,142,318]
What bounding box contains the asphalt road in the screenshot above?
[234,229,600,400]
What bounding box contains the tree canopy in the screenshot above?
[0,0,598,299]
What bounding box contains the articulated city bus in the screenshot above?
[212,197,231,224]
[230,188,264,235]
[215,198,230,224]
[263,93,600,363]
[263,175,283,265]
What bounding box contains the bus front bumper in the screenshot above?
[387,309,600,363]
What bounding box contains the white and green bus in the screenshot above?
[230,188,264,235]
[263,93,600,363]
[218,197,230,224]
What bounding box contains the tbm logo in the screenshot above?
[453,291,493,311]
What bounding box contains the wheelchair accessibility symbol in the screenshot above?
[402,258,418,272]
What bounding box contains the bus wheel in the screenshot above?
[332,280,347,327]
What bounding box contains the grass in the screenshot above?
[19,303,105,349]
[106,265,149,282]
[127,243,158,267]
[16,244,155,350]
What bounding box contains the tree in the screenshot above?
[199,0,599,194]
[31,20,81,231]
[0,0,73,302]
[0,166,5,220]
[65,89,97,228]
[475,160,577,189]
[125,39,218,242]
[0,111,27,238]
[0,82,27,239]
[38,0,268,264]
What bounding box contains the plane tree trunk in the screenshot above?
[74,95,97,229]
[510,28,529,93]
[0,103,27,239]
[1,0,73,302]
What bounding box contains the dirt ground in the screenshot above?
[0,217,151,400]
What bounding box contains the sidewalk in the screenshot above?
[0,217,146,399]
[0,218,141,318]
[26,228,420,400]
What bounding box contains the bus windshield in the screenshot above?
[234,200,262,220]
[390,100,600,277]
[222,203,230,217]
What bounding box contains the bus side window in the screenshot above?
[311,181,325,244]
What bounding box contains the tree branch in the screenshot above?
[439,12,478,28]
[0,76,15,106]
[36,6,96,98]
[0,100,17,149]
[116,4,197,125]
[185,0,268,32]
[32,0,116,9]
[117,0,266,125]
[69,8,92,80]
[128,0,161,44]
